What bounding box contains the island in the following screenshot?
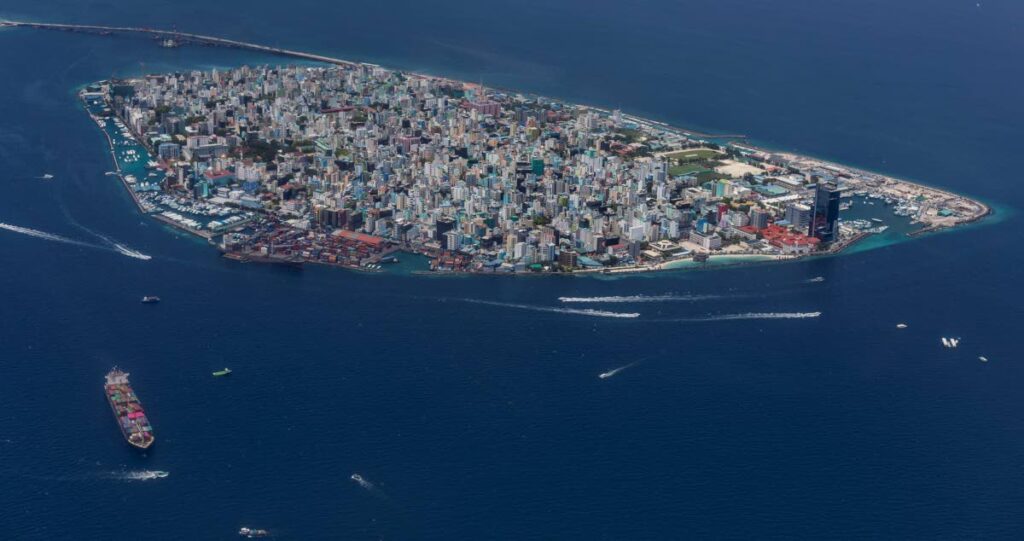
[10,20,988,274]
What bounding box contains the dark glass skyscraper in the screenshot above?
[809,181,840,243]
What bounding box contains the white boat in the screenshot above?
[896,323,908,329]
[941,337,951,348]
[950,338,960,348]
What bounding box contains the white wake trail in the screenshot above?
[558,294,724,303]
[114,470,169,481]
[0,222,102,248]
[114,243,152,260]
[0,222,151,261]
[668,312,822,322]
[351,473,387,499]
[459,298,640,319]
[599,361,640,379]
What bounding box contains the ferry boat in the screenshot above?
[104,369,154,450]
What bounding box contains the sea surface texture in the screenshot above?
[0,0,1021,538]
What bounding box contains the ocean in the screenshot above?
[1,1,1022,538]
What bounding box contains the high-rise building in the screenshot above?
[809,181,840,243]
[785,203,811,230]
[435,217,455,242]
[749,208,770,229]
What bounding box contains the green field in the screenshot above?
[668,163,708,177]
[662,148,721,161]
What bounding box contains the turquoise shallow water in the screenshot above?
[1,1,1023,539]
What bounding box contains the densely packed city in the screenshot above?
[82,64,989,273]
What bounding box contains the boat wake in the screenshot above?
[558,294,725,304]
[114,470,169,481]
[113,243,152,260]
[0,468,169,482]
[662,311,822,322]
[351,473,387,498]
[459,298,640,319]
[0,222,151,261]
[0,222,99,249]
[599,361,640,379]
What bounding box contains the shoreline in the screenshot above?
[55,21,993,278]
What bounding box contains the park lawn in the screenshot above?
[668,163,708,176]
[663,148,721,161]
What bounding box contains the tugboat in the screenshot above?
[141,296,160,304]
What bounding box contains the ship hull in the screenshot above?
[104,369,155,450]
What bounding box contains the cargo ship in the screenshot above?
[104,369,155,449]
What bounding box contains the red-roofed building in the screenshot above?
[760,224,821,254]
[332,229,385,248]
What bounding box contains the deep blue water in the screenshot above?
[1,1,1023,538]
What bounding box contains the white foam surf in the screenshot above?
[558,294,723,303]
[460,298,640,319]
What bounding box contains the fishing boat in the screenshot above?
[212,368,232,377]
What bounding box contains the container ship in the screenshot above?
[104,369,155,449]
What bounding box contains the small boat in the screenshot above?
[950,338,960,348]
[871,218,884,223]
[141,296,160,304]
[941,337,951,348]
[238,527,269,538]
[896,323,908,329]
[212,368,232,377]
[979,356,988,363]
